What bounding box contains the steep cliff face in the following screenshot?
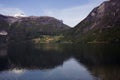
[72,0,120,43]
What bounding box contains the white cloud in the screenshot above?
[0,8,26,17]
[43,0,107,27]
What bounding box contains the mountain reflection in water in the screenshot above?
[0,42,120,80]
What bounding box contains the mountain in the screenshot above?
[12,16,69,34]
[9,16,70,41]
[1,0,119,43]
[0,14,9,31]
[0,14,70,41]
[69,0,120,43]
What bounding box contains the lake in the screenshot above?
[0,42,120,80]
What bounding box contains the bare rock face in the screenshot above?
[75,0,120,33]
[71,0,120,43]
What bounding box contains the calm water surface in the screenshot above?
[0,43,120,80]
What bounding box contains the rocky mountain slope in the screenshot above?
[0,14,70,41]
[70,0,120,43]
[0,14,9,31]
[1,0,120,43]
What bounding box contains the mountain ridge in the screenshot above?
[67,0,120,43]
[0,0,120,43]
[0,14,70,41]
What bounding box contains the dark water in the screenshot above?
[0,42,120,80]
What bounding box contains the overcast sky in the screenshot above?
[0,0,106,27]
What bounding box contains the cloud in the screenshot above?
[0,8,26,17]
[43,0,107,27]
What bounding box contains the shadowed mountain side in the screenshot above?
[0,14,70,42]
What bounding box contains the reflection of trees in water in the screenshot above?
[0,47,7,57]
[34,43,64,52]
[74,44,120,65]
[7,42,72,70]
[0,43,120,80]
[0,47,9,71]
[73,44,120,80]
[86,66,120,80]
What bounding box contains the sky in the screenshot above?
[0,0,107,27]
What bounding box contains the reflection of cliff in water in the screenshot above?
[73,44,120,80]
[86,65,120,80]
[0,47,7,57]
[7,42,72,70]
[0,42,120,80]
[74,44,120,65]
[0,47,9,71]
